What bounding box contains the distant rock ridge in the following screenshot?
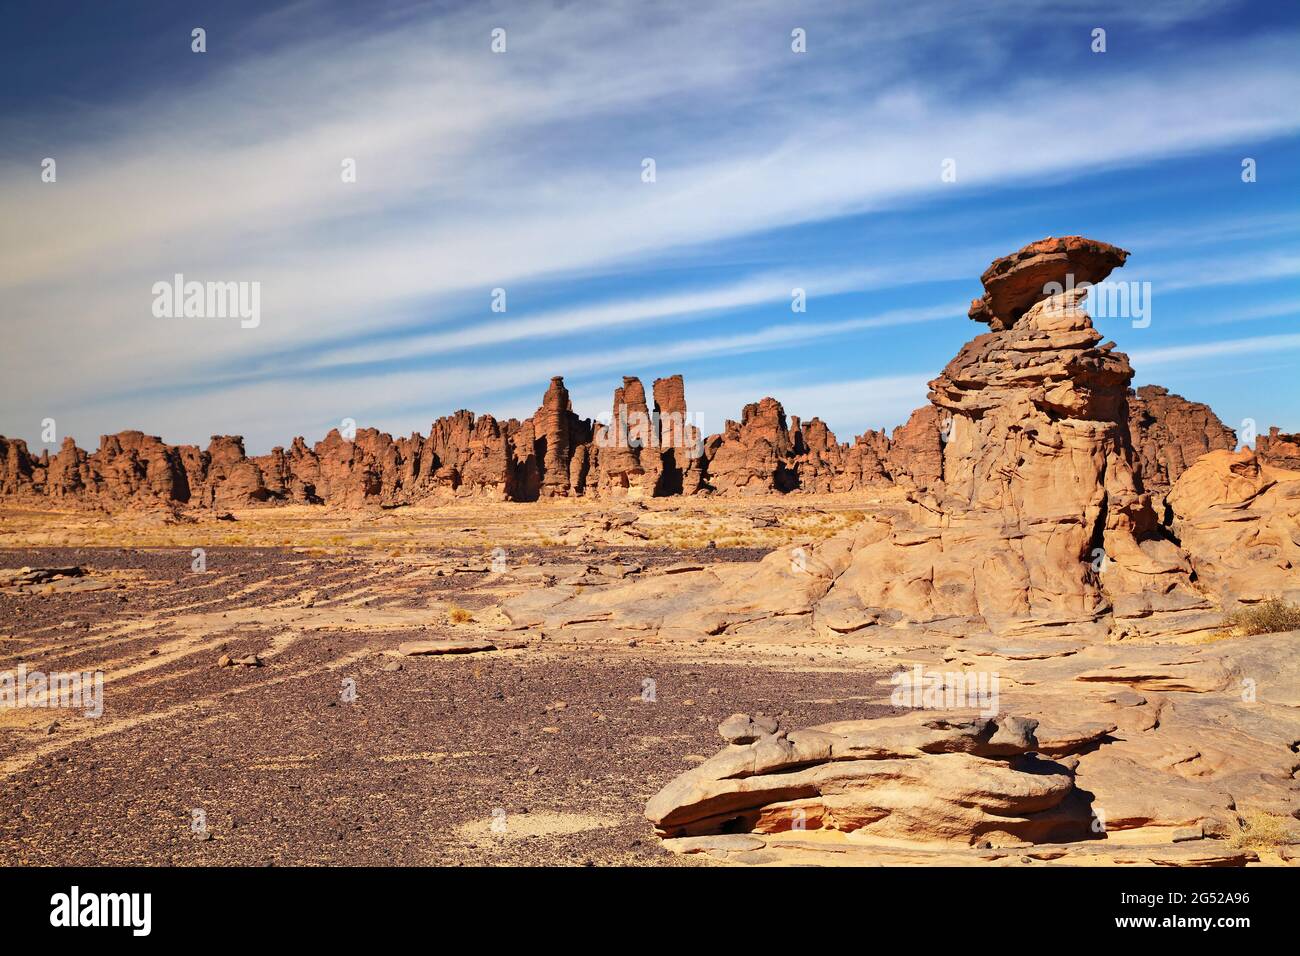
[1256,426,1300,472]
[0,237,1271,510]
[1127,385,1238,492]
[0,375,970,507]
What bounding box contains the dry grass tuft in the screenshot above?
[1221,598,1300,637]
[447,604,474,624]
[1227,810,1296,850]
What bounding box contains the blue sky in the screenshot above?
[2,0,1298,453]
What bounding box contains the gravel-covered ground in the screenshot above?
[0,546,893,866]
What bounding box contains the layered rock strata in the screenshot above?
[644,627,1300,865]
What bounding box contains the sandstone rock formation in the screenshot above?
[1127,385,1236,492]
[500,237,1297,642]
[653,375,705,496]
[0,378,595,508]
[705,398,798,495]
[1257,426,1300,471]
[591,375,704,499]
[1164,448,1300,609]
[531,376,590,498]
[647,714,1084,845]
[645,627,1299,865]
[967,235,1128,330]
[0,378,970,507]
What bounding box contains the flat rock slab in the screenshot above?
[965,638,1084,660]
[660,831,1260,867]
[395,638,496,656]
[662,834,767,855]
[653,563,707,575]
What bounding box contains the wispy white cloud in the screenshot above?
[1149,253,1300,293]
[1130,331,1300,366]
[295,265,894,371]
[1186,297,1300,327]
[14,301,955,453]
[2,0,1295,448]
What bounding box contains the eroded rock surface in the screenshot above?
[1257,427,1300,471]
[647,630,1300,865]
[1164,448,1300,609]
[1128,385,1237,492]
[967,235,1129,330]
[0,375,940,507]
[647,714,1084,846]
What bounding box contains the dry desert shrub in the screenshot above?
[1228,810,1296,850]
[1221,598,1300,636]
[446,603,474,624]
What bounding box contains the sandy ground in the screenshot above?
[0,501,901,865]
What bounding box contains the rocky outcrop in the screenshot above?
[647,713,1085,845]
[836,239,1265,639]
[1164,448,1300,609]
[920,277,1212,637]
[883,405,945,489]
[788,417,844,493]
[705,398,798,495]
[653,375,704,495]
[0,379,592,508]
[700,397,946,496]
[531,377,589,499]
[592,375,704,499]
[1128,385,1236,492]
[1256,427,1300,471]
[596,377,661,499]
[0,437,36,495]
[0,372,963,508]
[968,235,1128,330]
[503,236,1291,642]
[645,629,1300,865]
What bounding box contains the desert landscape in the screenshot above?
[4,238,1298,867]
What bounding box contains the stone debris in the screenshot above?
[0,566,109,595]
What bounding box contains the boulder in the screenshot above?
[967,235,1129,330]
[646,713,1084,845]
